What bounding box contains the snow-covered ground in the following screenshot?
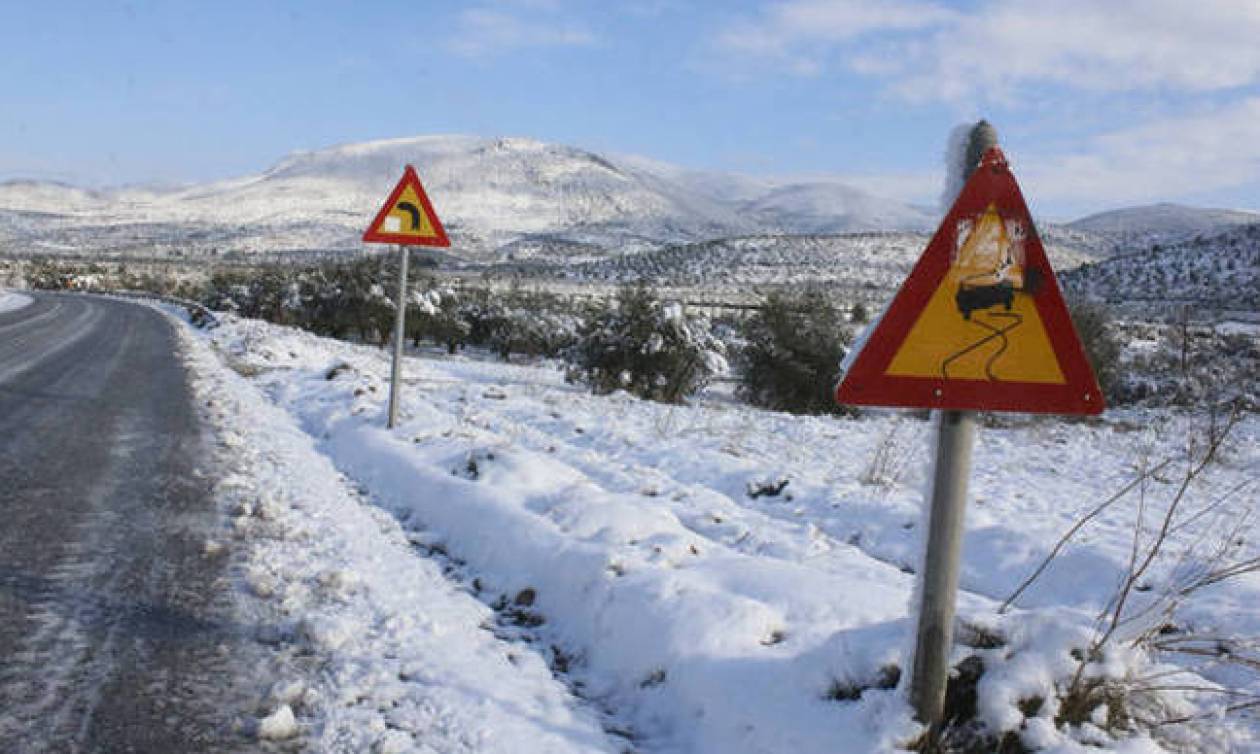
[181,311,1260,753]
[0,289,33,313]
[175,318,616,752]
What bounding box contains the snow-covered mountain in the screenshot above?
[1068,203,1260,240]
[0,135,934,260]
[740,183,934,234]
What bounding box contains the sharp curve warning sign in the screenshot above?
[835,147,1102,415]
[363,165,451,247]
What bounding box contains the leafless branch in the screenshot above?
[998,457,1174,614]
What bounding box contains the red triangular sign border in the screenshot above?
[363,164,451,247]
[835,147,1103,415]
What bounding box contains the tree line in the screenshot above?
[27,256,1242,414]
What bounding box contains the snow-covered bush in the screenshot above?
[975,411,1260,752]
[201,259,400,344]
[409,285,469,354]
[455,288,578,360]
[24,259,78,290]
[1111,317,1259,411]
[564,283,725,403]
[737,288,853,415]
[491,306,580,360]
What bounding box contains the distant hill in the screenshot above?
[502,229,1102,304]
[0,135,934,261]
[1061,222,1260,312]
[739,183,934,234]
[1068,203,1259,239]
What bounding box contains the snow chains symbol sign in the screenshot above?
[835,147,1103,415]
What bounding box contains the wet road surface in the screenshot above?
[0,293,254,752]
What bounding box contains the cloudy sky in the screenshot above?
[3,1,1258,218]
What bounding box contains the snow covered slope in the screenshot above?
[189,311,1260,753]
[0,289,33,313]
[517,229,1102,299]
[0,136,932,260]
[740,183,934,234]
[1062,222,1260,312]
[1068,203,1260,243]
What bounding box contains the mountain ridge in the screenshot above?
[1068,202,1260,238]
[2,136,1255,266]
[0,135,935,259]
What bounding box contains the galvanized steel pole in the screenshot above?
[909,409,977,727]
[907,120,996,733]
[387,244,410,429]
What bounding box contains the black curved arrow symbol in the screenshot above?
[396,201,422,230]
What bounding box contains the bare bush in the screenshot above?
[998,404,1259,745]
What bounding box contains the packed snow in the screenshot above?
[176,317,616,753]
[178,310,1259,752]
[0,289,33,313]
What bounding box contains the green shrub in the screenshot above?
[1067,298,1122,403]
[738,288,852,415]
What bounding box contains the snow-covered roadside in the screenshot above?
[208,320,926,752]
[192,313,1259,753]
[172,318,617,753]
[0,289,33,313]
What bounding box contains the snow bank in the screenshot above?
[0,290,33,314]
[176,319,616,753]
[194,312,1260,752]
[234,323,921,751]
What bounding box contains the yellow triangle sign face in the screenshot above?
[835,147,1103,415]
[885,204,1066,384]
[380,183,438,239]
[363,165,451,247]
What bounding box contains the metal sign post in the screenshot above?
[907,122,995,733]
[361,164,451,429]
[835,121,1104,741]
[909,408,976,729]
[387,244,410,429]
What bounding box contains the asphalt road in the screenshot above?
[0,293,253,752]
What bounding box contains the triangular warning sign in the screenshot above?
[363,165,451,247]
[836,147,1102,415]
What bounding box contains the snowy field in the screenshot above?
[179,311,1259,753]
[0,289,33,313]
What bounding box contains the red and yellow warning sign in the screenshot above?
[835,147,1102,415]
[363,165,450,247]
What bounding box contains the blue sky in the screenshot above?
[3,0,1259,218]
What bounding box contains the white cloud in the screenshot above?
[619,0,683,17]
[894,0,1260,101]
[713,0,953,73]
[714,0,1260,98]
[708,2,1260,212]
[804,101,1260,212]
[449,6,595,58]
[1020,97,1260,206]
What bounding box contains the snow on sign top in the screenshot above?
[835,147,1103,415]
[363,165,450,247]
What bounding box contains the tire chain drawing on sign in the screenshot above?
[938,204,1045,381]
